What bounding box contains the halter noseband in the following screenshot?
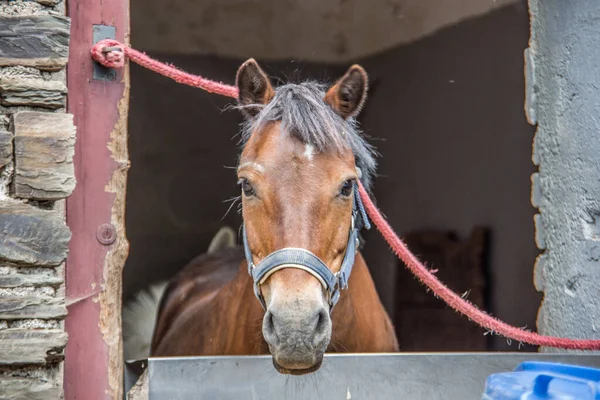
[242,182,371,311]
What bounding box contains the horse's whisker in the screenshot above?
[221,195,241,220]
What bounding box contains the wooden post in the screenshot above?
[65,1,130,399]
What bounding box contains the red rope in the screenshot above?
[92,40,600,350]
[357,181,600,350]
[91,39,238,98]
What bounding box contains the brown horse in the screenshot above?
[148,60,398,374]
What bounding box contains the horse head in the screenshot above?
[235,59,376,374]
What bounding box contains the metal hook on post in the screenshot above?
[92,24,118,81]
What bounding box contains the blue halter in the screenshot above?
[242,183,371,311]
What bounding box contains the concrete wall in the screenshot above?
[132,0,519,63]
[125,3,538,350]
[529,0,600,351]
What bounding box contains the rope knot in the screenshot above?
[91,39,126,68]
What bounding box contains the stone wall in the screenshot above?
[0,2,74,398]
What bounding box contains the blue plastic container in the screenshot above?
[483,361,600,399]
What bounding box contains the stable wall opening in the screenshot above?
[123,0,538,355]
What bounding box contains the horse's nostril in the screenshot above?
[314,309,328,336]
[264,311,277,340]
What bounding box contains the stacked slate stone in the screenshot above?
[0,1,74,398]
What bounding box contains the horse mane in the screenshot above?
[238,82,378,190]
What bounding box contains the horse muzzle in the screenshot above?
[262,299,331,374]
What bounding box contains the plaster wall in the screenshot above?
[132,0,519,63]
[529,0,600,351]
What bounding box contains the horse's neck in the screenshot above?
[329,253,399,352]
[218,264,268,354]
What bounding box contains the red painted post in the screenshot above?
[65,1,130,399]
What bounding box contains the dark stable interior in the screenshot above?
[124,4,539,351]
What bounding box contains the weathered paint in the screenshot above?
[529,0,600,351]
[65,0,130,399]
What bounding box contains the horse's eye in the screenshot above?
[238,178,255,197]
[340,179,354,197]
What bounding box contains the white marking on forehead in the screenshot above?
[237,162,265,173]
[303,144,315,161]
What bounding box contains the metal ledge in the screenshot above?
[140,353,600,399]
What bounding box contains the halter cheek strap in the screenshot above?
[242,185,369,311]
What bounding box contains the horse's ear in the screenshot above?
[325,65,368,119]
[235,58,275,118]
